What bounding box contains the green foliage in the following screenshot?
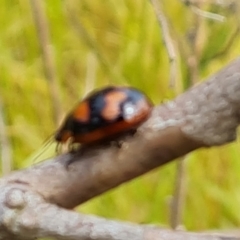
[0,0,240,231]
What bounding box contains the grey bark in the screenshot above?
[0,58,240,239]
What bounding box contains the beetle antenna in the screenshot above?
[31,134,55,164]
[55,142,61,154]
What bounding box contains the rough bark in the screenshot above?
[0,58,240,239]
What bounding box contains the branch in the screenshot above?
[0,189,238,240]
[0,57,240,239]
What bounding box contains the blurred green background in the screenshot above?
[0,0,240,232]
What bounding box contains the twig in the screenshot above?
[30,0,62,125]
[170,156,186,229]
[191,5,226,22]
[4,57,240,208]
[149,0,178,88]
[180,0,226,22]
[0,98,12,175]
[169,4,205,227]
[150,0,184,228]
[0,58,240,239]
[0,189,239,240]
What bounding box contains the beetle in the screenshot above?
[55,86,153,148]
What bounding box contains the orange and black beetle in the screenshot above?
[55,86,153,146]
